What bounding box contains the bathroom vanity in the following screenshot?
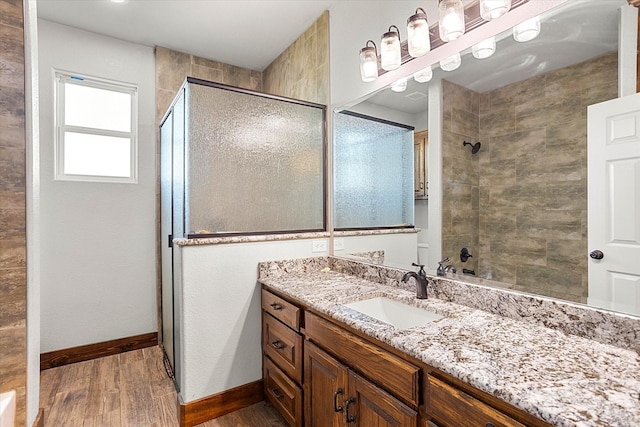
[259,257,640,427]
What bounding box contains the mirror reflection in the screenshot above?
[333,0,633,313]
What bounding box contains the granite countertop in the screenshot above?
[259,267,640,427]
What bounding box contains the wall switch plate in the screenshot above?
[334,238,345,251]
[311,240,327,253]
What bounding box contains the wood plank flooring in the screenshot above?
[40,346,288,427]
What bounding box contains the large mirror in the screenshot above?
[333,0,638,315]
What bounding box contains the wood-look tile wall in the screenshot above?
[441,80,481,276]
[155,46,263,124]
[155,10,328,124]
[263,11,329,105]
[442,52,618,303]
[0,0,27,425]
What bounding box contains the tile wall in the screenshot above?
[155,10,329,124]
[441,80,481,276]
[263,11,329,105]
[442,52,618,303]
[0,0,27,424]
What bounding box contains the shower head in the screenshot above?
[463,141,481,154]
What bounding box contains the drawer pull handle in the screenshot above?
[485,424,496,427]
[333,388,344,413]
[345,397,356,423]
[270,302,283,311]
[271,340,285,350]
[270,387,284,399]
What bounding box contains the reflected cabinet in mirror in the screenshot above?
[332,0,640,317]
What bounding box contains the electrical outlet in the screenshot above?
[311,240,327,253]
[334,238,345,251]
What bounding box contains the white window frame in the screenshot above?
[54,70,138,183]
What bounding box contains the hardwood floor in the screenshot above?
[39,346,288,427]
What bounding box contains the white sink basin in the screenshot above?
[344,297,441,329]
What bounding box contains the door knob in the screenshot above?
[589,250,604,260]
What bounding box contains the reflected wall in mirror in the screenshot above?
[332,0,638,314]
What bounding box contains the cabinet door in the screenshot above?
[348,371,418,427]
[413,130,428,199]
[305,341,348,427]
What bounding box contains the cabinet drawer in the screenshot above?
[305,312,419,408]
[263,313,303,383]
[262,289,301,331]
[427,376,526,427]
[264,356,303,427]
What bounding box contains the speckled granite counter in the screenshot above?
[258,257,640,427]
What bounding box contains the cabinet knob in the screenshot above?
[270,387,284,399]
[269,302,283,311]
[485,423,496,427]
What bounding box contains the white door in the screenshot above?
[588,92,640,316]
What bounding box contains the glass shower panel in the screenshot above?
[186,83,325,235]
[333,112,414,229]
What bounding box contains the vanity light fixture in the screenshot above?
[480,0,511,21]
[438,0,465,42]
[472,37,496,59]
[413,66,433,83]
[359,40,378,82]
[407,8,431,57]
[110,0,127,3]
[381,25,402,71]
[440,53,461,71]
[391,78,408,92]
[513,16,541,42]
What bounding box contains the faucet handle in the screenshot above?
[437,257,450,266]
[411,262,426,277]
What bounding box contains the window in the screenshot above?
[55,71,138,183]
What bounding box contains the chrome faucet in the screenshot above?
[437,257,457,276]
[401,263,429,299]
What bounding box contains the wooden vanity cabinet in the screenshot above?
[304,312,418,427]
[425,376,526,427]
[261,289,303,427]
[261,286,551,427]
[305,341,417,427]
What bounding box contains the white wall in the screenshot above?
[178,239,328,402]
[38,20,156,351]
[334,233,418,270]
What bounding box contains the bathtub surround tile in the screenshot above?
[442,80,480,280]
[479,107,515,138]
[467,52,617,301]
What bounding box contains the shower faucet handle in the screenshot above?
[460,247,473,263]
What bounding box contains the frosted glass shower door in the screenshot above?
[333,111,414,229]
[185,80,326,236]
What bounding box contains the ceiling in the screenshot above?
[364,0,624,114]
[37,0,625,114]
[36,0,344,72]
